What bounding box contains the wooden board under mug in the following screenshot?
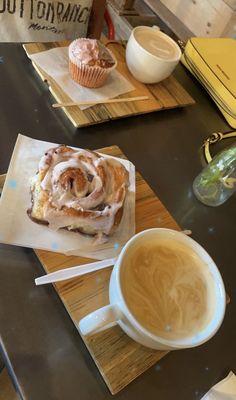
[23,40,195,128]
[33,145,180,394]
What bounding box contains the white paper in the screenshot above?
[28,47,135,109]
[0,134,135,260]
[201,372,236,400]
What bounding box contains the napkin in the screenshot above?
[28,47,135,109]
[0,134,135,260]
[201,372,236,400]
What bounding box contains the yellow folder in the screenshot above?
[181,38,236,128]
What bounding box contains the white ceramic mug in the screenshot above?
[79,229,226,350]
[126,26,181,84]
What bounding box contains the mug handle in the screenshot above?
[79,305,120,336]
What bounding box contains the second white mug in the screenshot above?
[126,26,181,84]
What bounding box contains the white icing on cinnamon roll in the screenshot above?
[28,146,129,237]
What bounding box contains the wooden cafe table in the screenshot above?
[0,38,235,399]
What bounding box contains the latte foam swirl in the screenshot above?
[121,239,214,340]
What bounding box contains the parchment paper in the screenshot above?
[0,135,135,260]
[201,371,236,400]
[28,47,135,109]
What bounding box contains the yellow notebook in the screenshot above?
[181,38,236,128]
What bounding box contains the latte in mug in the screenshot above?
[121,238,216,340]
[126,26,182,83]
[79,228,226,350]
[134,29,178,61]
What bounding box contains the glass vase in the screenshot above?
[193,144,236,206]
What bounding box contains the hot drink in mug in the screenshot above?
[79,229,226,350]
[126,26,182,84]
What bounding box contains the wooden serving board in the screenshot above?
[33,145,180,395]
[23,40,195,128]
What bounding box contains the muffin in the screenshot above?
[68,39,117,88]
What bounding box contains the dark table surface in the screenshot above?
[0,43,235,400]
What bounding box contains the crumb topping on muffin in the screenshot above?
[69,38,115,68]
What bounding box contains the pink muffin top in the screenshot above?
[69,39,115,68]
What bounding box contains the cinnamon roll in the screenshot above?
[28,146,129,237]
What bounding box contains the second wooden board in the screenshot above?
[34,145,180,395]
[23,40,195,128]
